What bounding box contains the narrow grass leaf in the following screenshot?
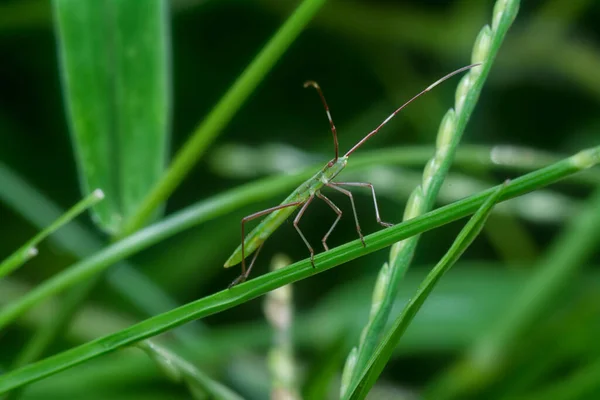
[0,162,202,338]
[0,189,104,279]
[0,145,598,392]
[347,182,507,400]
[426,187,600,399]
[343,0,520,393]
[138,342,244,400]
[53,0,171,233]
[0,163,210,400]
[0,145,597,334]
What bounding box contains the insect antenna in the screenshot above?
[344,62,482,157]
[304,80,339,163]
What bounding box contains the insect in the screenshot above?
[224,63,481,287]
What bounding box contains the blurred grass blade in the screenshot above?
[0,161,203,336]
[120,0,326,236]
[426,187,600,399]
[52,0,171,234]
[138,342,244,400]
[264,255,301,400]
[346,182,507,400]
[0,189,104,279]
[520,357,600,400]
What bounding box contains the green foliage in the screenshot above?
[341,2,520,394]
[347,182,507,400]
[0,150,599,392]
[1,0,600,399]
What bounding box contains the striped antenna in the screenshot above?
[304,80,339,163]
[344,63,482,157]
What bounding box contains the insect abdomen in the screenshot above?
[223,194,305,268]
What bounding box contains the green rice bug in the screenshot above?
[224,63,481,287]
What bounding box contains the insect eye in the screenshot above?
[327,161,334,167]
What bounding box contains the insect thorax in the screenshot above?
[320,156,348,184]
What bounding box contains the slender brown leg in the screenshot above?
[229,243,264,288]
[293,194,316,267]
[316,192,342,251]
[231,201,304,288]
[326,183,366,247]
[333,182,393,227]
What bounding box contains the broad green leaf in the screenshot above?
[53,0,171,233]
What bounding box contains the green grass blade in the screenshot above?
[0,145,598,392]
[53,0,171,233]
[342,0,520,393]
[345,183,507,400]
[120,0,325,236]
[0,188,104,279]
[427,186,600,399]
[138,342,244,400]
[0,163,211,400]
[0,169,215,400]
[0,163,202,342]
[0,145,597,333]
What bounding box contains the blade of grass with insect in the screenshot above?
[344,182,507,400]
[341,0,520,394]
[426,185,600,400]
[0,189,104,279]
[120,0,326,236]
[0,144,597,334]
[53,0,171,234]
[0,144,599,392]
[223,63,481,287]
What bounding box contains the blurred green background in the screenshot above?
[1,0,600,399]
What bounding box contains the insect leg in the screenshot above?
[235,201,304,287]
[332,182,393,227]
[229,243,264,288]
[326,183,366,247]
[293,193,316,267]
[316,192,342,251]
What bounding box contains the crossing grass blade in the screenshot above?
[53,0,171,233]
[0,145,598,335]
[345,182,507,400]
[341,1,521,394]
[0,144,598,392]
